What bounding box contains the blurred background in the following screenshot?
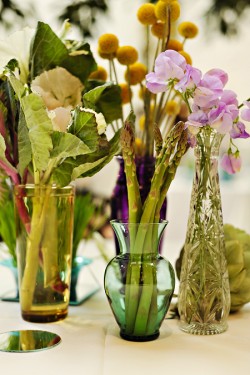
[1,0,250,262]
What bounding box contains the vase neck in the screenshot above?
[195,127,223,160]
[110,220,168,255]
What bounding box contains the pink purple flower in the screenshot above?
[146,50,186,94]
[230,121,250,139]
[241,101,250,121]
[221,152,242,174]
[175,64,202,92]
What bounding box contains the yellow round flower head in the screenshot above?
[139,115,146,131]
[179,50,192,65]
[98,33,119,54]
[89,66,108,81]
[160,0,177,3]
[155,1,180,23]
[165,100,180,115]
[155,1,168,22]
[151,21,165,39]
[98,48,115,60]
[169,1,181,21]
[125,62,147,85]
[166,39,183,51]
[116,46,138,66]
[178,21,199,39]
[119,83,132,104]
[135,137,145,155]
[137,3,157,25]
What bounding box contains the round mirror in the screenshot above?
[0,330,61,352]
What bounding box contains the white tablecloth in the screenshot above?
[1,242,250,375]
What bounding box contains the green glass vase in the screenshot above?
[14,184,75,323]
[104,220,175,342]
[178,127,230,335]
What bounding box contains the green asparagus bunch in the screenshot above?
[118,111,188,336]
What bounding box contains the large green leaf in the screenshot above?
[52,129,121,185]
[50,131,92,160]
[68,108,100,150]
[30,22,96,83]
[9,75,53,172]
[83,83,122,123]
[18,110,32,177]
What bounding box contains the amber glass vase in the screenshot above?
[14,184,74,323]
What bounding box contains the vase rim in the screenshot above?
[110,219,168,226]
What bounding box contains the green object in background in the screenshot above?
[176,224,250,313]
[72,193,95,263]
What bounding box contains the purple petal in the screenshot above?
[230,121,250,139]
[221,153,242,174]
[241,107,250,122]
[221,89,238,106]
[205,68,228,87]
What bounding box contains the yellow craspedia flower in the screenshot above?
[178,21,199,39]
[98,48,115,60]
[119,83,132,104]
[89,66,108,81]
[166,39,183,51]
[155,1,181,23]
[165,100,180,115]
[125,62,147,85]
[151,21,165,39]
[139,115,146,131]
[160,0,177,3]
[137,3,157,25]
[135,137,145,155]
[116,46,138,66]
[98,33,119,54]
[179,50,192,65]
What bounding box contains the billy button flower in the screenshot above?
[89,66,108,81]
[179,50,192,65]
[116,46,138,66]
[98,48,115,60]
[119,83,132,104]
[155,0,181,23]
[151,21,165,39]
[98,33,119,54]
[125,62,147,85]
[166,39,183,51]
[137,3,157,25]
[178,21,199,39]
[165,100,181,115]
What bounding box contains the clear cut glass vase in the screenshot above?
[178,127,230,335]
[14,184,75,323]
[104,220,175,342]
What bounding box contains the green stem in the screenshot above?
[20,185,52,312]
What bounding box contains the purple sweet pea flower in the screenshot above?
[241,101,250,121]
[208,102,234,134]
[230,121,250,139]
[185,110,208,128]
[146,50,186,94]
[205,68,228,87]
[175,64,202,92]
[221,152,242,174]
[193,86,219,108]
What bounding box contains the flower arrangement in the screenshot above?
[92,0,199,157]
[0,21,122,312]
[111,34,250,336]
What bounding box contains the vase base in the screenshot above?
[22,309,68,323]
[179,321,228,335]
[120,331,159,342]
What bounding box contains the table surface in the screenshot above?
[1,239,250,375]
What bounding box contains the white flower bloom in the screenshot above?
[31,67,83,110]
[81,108,107,135]
[0,27,35,83]
[31,67,83,131]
